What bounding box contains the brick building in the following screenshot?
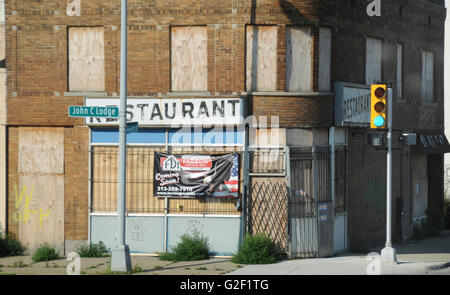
[2,0,448,257]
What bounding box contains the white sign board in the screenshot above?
[85,97,243,126]
[334,82,370,127]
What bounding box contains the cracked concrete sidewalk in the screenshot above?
[0,230,449,275]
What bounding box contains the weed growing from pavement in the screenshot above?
[32,244,59,262]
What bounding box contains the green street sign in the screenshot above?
[69,106,119,118]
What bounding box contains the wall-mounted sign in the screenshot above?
[85,97,243,126]
[334,82,371,127]
[154,152,239,199]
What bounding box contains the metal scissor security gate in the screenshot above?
[246,181,289,254]
[288,146,333,258]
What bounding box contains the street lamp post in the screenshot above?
[380,85,397,263]
[111,0,132,272]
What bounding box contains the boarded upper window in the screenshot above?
[286,27,313,92]
[318,27,332,92]
[68,27,105,92]
[171,26,208,92]
[421,50,434,103]
[365,37,382,85]
[397,43,403,100]
[246,26,277,92]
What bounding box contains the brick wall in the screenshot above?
[4,0,446,247]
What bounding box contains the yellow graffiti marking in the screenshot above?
[39,208,51,227]
[14,184,50,227]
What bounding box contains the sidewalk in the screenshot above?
[229,230,450,275]
[0,231,449,275]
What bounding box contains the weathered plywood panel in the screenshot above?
[17,127,65,253]
[421,50,434,103]
[286,27,312,92]
[0,126,5,234]
[0,24,4,61]
[0,69,6,124]
[171,27,208,92]
[365,37,382,85]
[397,44,403,100]
[246,26,277,92]
[18,128,64,174]
[69,27,105,92]
[17,175,64,254]
[319,27,332,92]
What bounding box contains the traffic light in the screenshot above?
[370,84,387,129]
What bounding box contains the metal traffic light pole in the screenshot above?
[380,85,397,263]
[111,0,132,272]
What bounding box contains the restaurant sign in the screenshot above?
[84,97,243,126]
[334,81,371,127]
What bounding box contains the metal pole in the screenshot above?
[111,0,132,272]
[381,85,397,263]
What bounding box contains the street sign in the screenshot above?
[69,106,119,118]
[126,122,138,134]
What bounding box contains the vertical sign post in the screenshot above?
[381,85,397,263]
[111,0,132,272]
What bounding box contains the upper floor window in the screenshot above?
[318,27,332,92]
[396,43,403,100]
[171,26,208,92]
[68,27,105,92]
[421,50,434,103]
[286,27,312,92]
[365,37,382,85]
[246,25,277,92]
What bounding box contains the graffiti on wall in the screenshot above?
[364,176,386,214]
[14,184,51,227]
[128,218,146,242]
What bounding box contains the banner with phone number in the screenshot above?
[153,152,239,198]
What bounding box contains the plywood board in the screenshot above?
[18,128,64,174]
[286,27,312,92]
[0,69,6,124]
[17,175,64,253]
[365,37,382,85]
[396,44,403,100]
[421,50,434,102]
[0,126,5,233]
[319,27,332,92]
[171,27,208,91]
[69,27,105,91]
[246,26,277,92]
[0,24,5,61]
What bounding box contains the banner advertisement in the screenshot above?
[154,152,239,198]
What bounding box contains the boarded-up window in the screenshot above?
[319,27,332,92]
[17,128,65,253]
[422,50,434,103]
[286,27,312,92]
[246,26,277,92]
[68,27,105,92]
[171,27,208,92]
[397,43,403,100]
[365,37,382,85]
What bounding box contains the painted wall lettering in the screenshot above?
[14,184,51,227]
